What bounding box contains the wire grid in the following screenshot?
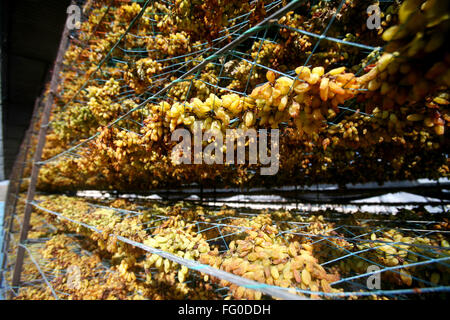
[33,0,442,196]
[73,182,450,211]
[0,0,139,297]
[2,234,154,300]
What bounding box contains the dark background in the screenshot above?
[1,0,71,178]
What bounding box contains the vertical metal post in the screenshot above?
[11,16,71,290]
